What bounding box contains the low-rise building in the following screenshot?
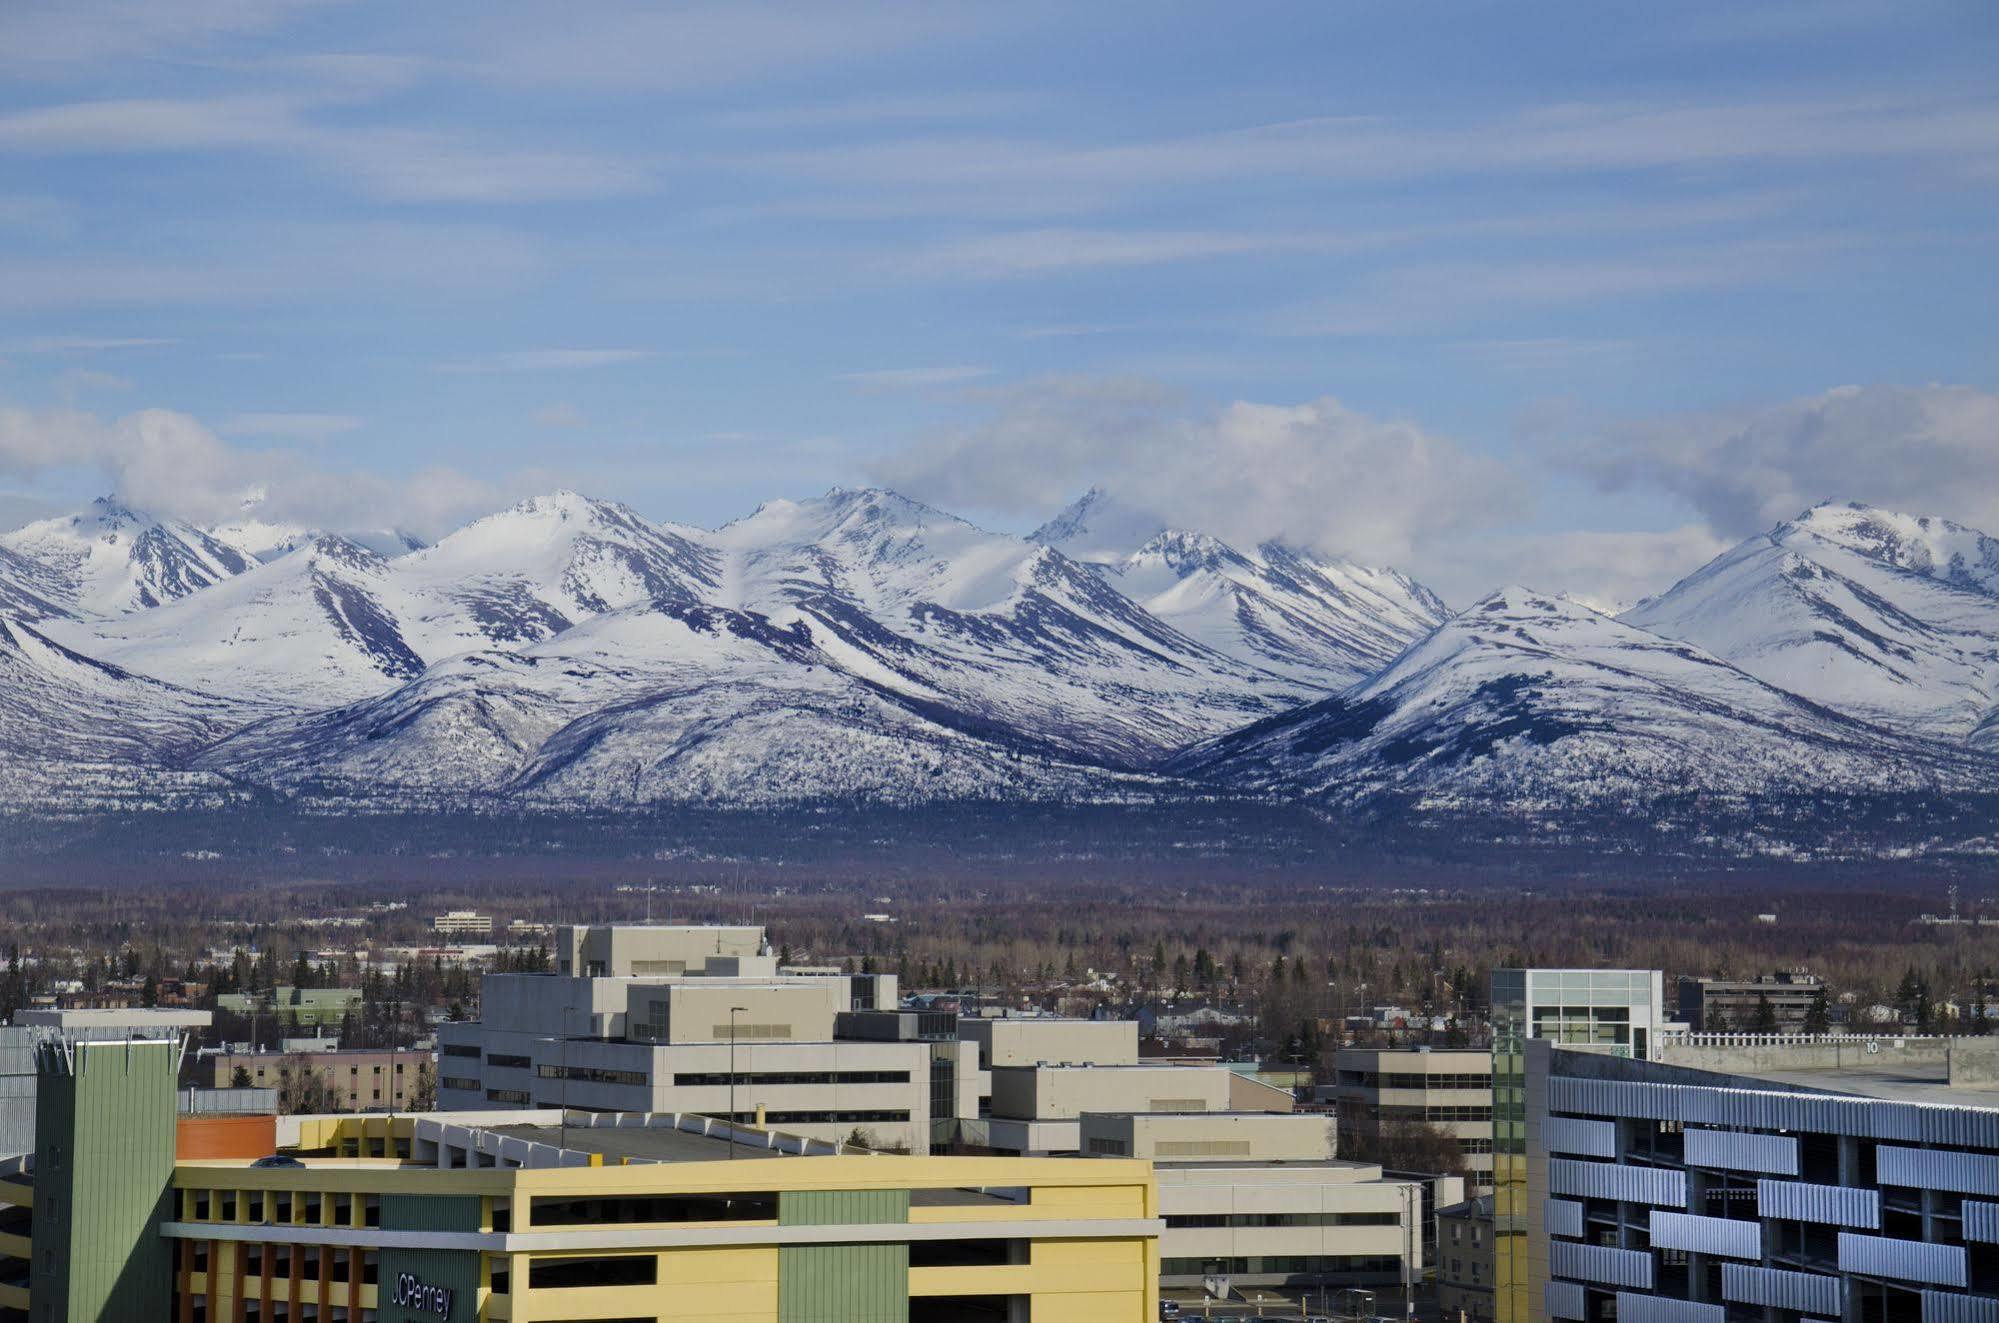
[1330,1046,1495,1191]
[1675,970,1827,1032]
[1437,1194,1495,1322]
[214,985,364,1030]
[432,909,494,937]
[975,1061,1287,1156]
[207,1047,434,1112]
[1079,1110,1449,1298]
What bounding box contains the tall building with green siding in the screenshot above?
[31,1036,183,1322]
[1491,969,1666,1323]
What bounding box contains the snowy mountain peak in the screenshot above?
[0,495,256,616]
[1030,487,1168,565]
[1623,504,1999,740]
[1775,501,1999,598]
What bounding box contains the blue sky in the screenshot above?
[1,1,1994,604]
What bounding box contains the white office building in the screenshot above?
[437,925,926,1152]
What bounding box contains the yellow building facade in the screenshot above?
[163,1124,1160,1323]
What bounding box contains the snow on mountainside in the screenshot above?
[54,492,721,708]
[711,487,1286,763]
[0,542,70,623]
[49,534,453,707]
[1622,502,1999,740]
[1175,587,1987,808]
[2,497,256,616]
[202,599,1136,805]
[0,613,256,809]
[1033,487,1449,689]
[204,488,429,563]
[399,490,717,641]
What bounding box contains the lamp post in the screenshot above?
[559,1002,576,1153]
[728,1006,748,1159]
[1399,1181,1417,1321]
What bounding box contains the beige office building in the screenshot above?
[1078,1111,1450,1296]
[1331,1046,1495,1190]
[438,926,926,1152]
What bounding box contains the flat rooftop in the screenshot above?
[488,1122,787,1164]
[1731,1062,1999,1111]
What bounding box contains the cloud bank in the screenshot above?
[0,406,501,538]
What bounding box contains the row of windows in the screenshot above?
[439,1043,481,1058]
[536,1064,650,1086]
[529,1193,778,1226]
[1340,1072,1494,1090]
[1164,1212,1400,1228]
[670,1070,913,1087]
[487,1052,533,1069]
[1378,1105,1493,1122]
[440,1075,479,1092]
[179,1190,378,1229]
[486,1088,531,1104]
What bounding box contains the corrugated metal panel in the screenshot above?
[1963,1200,1999,1243]
[1924,1291,1999,1323]
[1684,1127,1799,1175]
[1615,1293,1725,1323]
[780,1188,911,1227]
[780,1241,909,1323]
[1546,1115,1617,1157]
[1649,1210,1761,1259]
[1722,1264,1842,1314]
[1545,1280,1586,1320]
[1756,1178,1881,1229]
[1550,1239,1653,1289]
[1838,1231,1968,1288]
[1879,1147,1999,1196]
[1548,1072,1999,1148]
[1549,1157,1686,1207]
[1544,1197,1584,1238]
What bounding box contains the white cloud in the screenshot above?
[832,366,993,390]
[1442,524,1733,615]
[2,335,176,353]
[532,403,587,429]
[440,349,658,374]
[0,94,652,204]
[220,412,363,441]
[54,368,132,400]
[875,376,1522,568]
[1572,383,1999,538]
[0,405,497,539]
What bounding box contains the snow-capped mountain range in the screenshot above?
[0,489,1994,844]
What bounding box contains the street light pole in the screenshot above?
[728,1006,748,1159]
[1400,1181,1416,1321]
[560,1003,575,1152]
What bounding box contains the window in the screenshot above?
[486,1088,532,1104]
[909,1240,1021,1269]
[1086,1137,1129,1156]
[530,1193,777,1226]
[530,1256,658,1288]
[710,1023,792,1040]
[670,1070,911,1087]
[536,1065,648,1086]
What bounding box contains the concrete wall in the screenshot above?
[659,981,846,1045]
[556,924,765,977]
[1082,1110,1335,1161]
[990,1064,1233,1121]
[1656,1035,1956,1076]
[962,1018,1139,1069]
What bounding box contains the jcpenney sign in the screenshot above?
[392,1272,454,1319]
